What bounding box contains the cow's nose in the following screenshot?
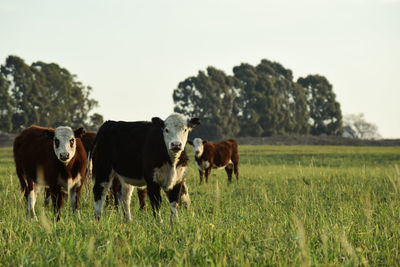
[170,142,182,150]
[60,152,70,161]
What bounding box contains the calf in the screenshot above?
[91,113,199,222]
[188,138,239,183]
[44,131,97,206]
[13,125,87,220]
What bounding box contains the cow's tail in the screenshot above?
[13,137,28,193]
[85,134,99,187]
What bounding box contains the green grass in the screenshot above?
[1,145,400,266]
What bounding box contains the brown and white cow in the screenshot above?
[13,125,87,220]
[44,130,97,206]
[188,138,239,184]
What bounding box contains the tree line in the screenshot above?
[0,56,345,139]
[0,55,103,133]
[173,59,343,140]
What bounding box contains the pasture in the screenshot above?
[0,145,400,266]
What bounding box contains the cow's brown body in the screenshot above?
[80,131,97,154]
[13,125,87,220]
[191,139,239,183]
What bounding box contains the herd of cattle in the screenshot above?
[12,113,240,222]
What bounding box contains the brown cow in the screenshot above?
[188,138,239,184]
[13,125,87,220]
[44,131,97,206]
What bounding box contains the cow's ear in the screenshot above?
[152,117,165,129]
[45,129,54,139]
[202,140,208,144]
[188,117,200,129]
[74,127,86,138]
[187,140,194,146]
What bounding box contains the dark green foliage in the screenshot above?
[173,66,240,140]
[233,59,310,137]
[0,55,103,133]
[0,74,13,132]
[173,59,342,139]
[297,75,343,136]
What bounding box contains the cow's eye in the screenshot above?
[70,139,74,147]
[54,138,60,148]
[165,128,169,133]
[184,128,187,132]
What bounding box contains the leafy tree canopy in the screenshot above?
[173,59,342,140]
[0,55,103,133]
[174,66,240,140]
[297,74,343,136]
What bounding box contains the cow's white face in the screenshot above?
[193,138,204,158]
[152,113,200,157]
[53,126,76,164]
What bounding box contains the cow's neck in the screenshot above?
[168,150,182,167]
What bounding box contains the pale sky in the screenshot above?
[1,0,399,138]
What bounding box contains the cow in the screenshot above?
[44,130,97,206]
[188,138,239,184]
[91,113,199,222]
[13,125,87,221]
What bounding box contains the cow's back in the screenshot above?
[94,121,156,179]
[204,139,238,167]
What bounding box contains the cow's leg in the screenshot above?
[167,182,184,224]
[234,163,239,181]
[232,155,239,181]
[26,181,38,221]
[205,168,211,183]
[199,170,204,184]
[51,187,67,221]
[44,188,51,207]
[137,187,147,210]
[93,179,112,220]
[92,149,113,220]
[112,176,121,209]
[179,181,191,209]
[117,180,134,222]
[70,182,84,219]
[147,182,162,221]
[225,164,233,184]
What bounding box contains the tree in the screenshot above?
[297,74,343,136]
[233,59,309,136]
[88,113,104,131]
[173,59,344,139]
[0,74,13,132]
[173,66,239,140]
[0,55,103,132]
[1,56,50,132]
[343,113,381,139]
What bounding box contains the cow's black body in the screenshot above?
[92,120,189,220]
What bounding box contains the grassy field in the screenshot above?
[0,145,400,266]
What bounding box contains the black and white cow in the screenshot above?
[91,113,199,222]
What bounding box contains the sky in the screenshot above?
[1,0,399,138]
